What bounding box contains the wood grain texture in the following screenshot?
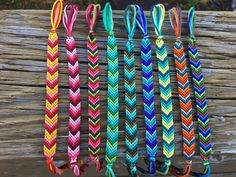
[0,10,236,176]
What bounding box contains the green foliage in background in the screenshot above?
[69,0,103,8]
[0,0,232,10]
[0,0,104,9]
[179,0,202,9]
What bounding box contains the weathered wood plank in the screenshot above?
[0,10,236,176]
[0,156,236,177]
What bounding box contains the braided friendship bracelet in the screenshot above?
[123,5,138,177]
[188,7,212,177]
[168,7,195,177]
[103,2,119,177]
[43,0,64,174]
[86,4,102,171]
[62,4,84,176]
[135,5,158,175]
[44,3,213,176]
[150,4,174,175]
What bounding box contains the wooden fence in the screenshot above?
[0,10,236,176]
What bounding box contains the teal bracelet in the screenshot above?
[103,2,119,177]
[123,5,138,177]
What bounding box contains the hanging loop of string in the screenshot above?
[86,4,101,34]
[124,5,136,40]
[169,7,182,40]
[151,4,165,40]
[103,2,114,35]
[188,7,195,38]
[135,5,148,38]
[63,4,78,36]
[51,0,63,32]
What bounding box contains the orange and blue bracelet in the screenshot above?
[168,7,196,177]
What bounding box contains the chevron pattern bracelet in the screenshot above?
[169,7,196,177]
[103,3,119,177]
[62,4,84,176]
[123,5,138,177]
[44,0,64,175]
[150,4,174,175]
[135,5,158,175]
[188,7,212,177]
[86,3,102,171]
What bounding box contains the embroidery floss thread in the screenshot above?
[63,4,83,176]
[135,4,158,175]
[188,7,212,177]
[150,4,174,175]
[169,7,195,177]
[86,3,102,171]
[103,2,119,177]
[43,0,65,174]
[123,5,138,177]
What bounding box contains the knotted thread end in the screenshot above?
[70,159,81,176]
[91,156,102,171]
[106,164,116,177]
[127,165,138,177]
[70,163,81,176]
[148,157,156,174]
[158,159,170,175]
[190,160,211,177]
[203,160,211,176]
